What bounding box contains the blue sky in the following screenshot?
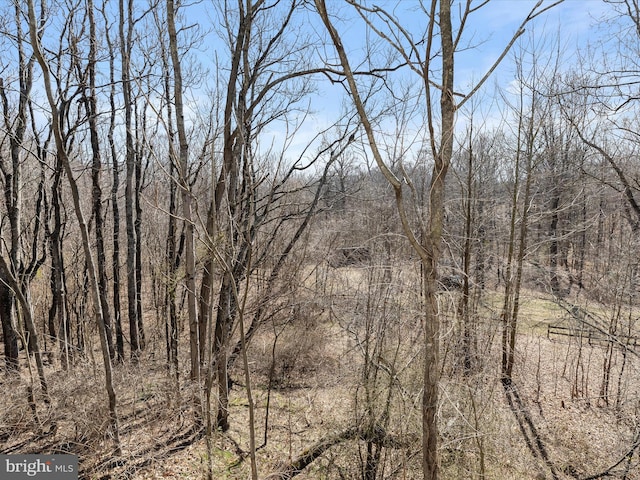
[297,1,615,159]
[0,0,625,174]
[166,1,622,164]
[182,1,606,92]
[458,1,610,83]
[29,0,611,164]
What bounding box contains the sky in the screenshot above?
[455,1,611,85]
[156,0,629,163]
[256,0,619,161]
[181,1,606,89]
[7,0,622,166]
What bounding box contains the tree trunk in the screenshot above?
[213,275,236,431]
[134,101,146,351]
[0,257,49,402]
[27,0,121,451]
[166,0,199,381]
[160,27,180,375]
[0,279,19,371]
[417,4,454,478]
[119,0,140,361]
[314,2,453,476]
[103,8,124,363]
[199,254,214,366]
[47,160,71,367]
[549,196,561,295]
[0,3,34,372]
[502,89,535,382]
[86,0,114,359]
[459,123,475,373]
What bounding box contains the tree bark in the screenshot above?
[86,0,114,359]
[0,3,34,372]
[119,0,140,361]
[27,0,121,451]
[213,274,236,431]
[166,0,199,381]
[159,17,180,374]
[103,3,125,363]
[47,159,71,367]
[134,101,146,351]
[0,276,19,370]
[0,256,49,402]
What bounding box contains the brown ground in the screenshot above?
[2,283,640,479]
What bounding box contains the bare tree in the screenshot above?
[84,0,114,359]
[166,0,200,381]
[0,2,33,371]
[564,1,640,236]
[452,108,499,373]
[0,2,50,412]
[26,0,121,453]
[315,1,561,477]
[119,0,146,360]
[100,1,125,363]
[203,0,353,433]
[151,2,181,376]
[500,56,543,383]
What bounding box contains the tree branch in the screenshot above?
[264,424,416,480]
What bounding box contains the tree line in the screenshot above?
[3,1,640,478]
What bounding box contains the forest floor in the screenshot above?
[2,287,640,479]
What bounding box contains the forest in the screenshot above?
[2,0,640,479]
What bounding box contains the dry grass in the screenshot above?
[3,267,640,479]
